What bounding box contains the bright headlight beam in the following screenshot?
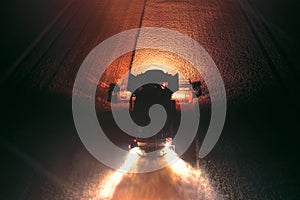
[98,148,140,199]
[87,148,218,200]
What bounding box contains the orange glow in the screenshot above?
[117,90,132,101]
[97,148,140,199]
[171,90,193,103]
[81,147,219,200]
[131,49,202,82]
[163,147,217,199]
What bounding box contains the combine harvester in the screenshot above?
[108,69,202,157]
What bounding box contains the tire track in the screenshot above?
[129,0,148,71]
[26,3,88,90]
[0,0,76,85]
[42,5,99,90]
[246,0,299,80]
[7,0,81,90]
[47,0,148,95]
[238,0,299,94]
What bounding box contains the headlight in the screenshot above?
[171,90,193,103]
[117,90,132,101]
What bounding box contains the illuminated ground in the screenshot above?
[86,148,218,200]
